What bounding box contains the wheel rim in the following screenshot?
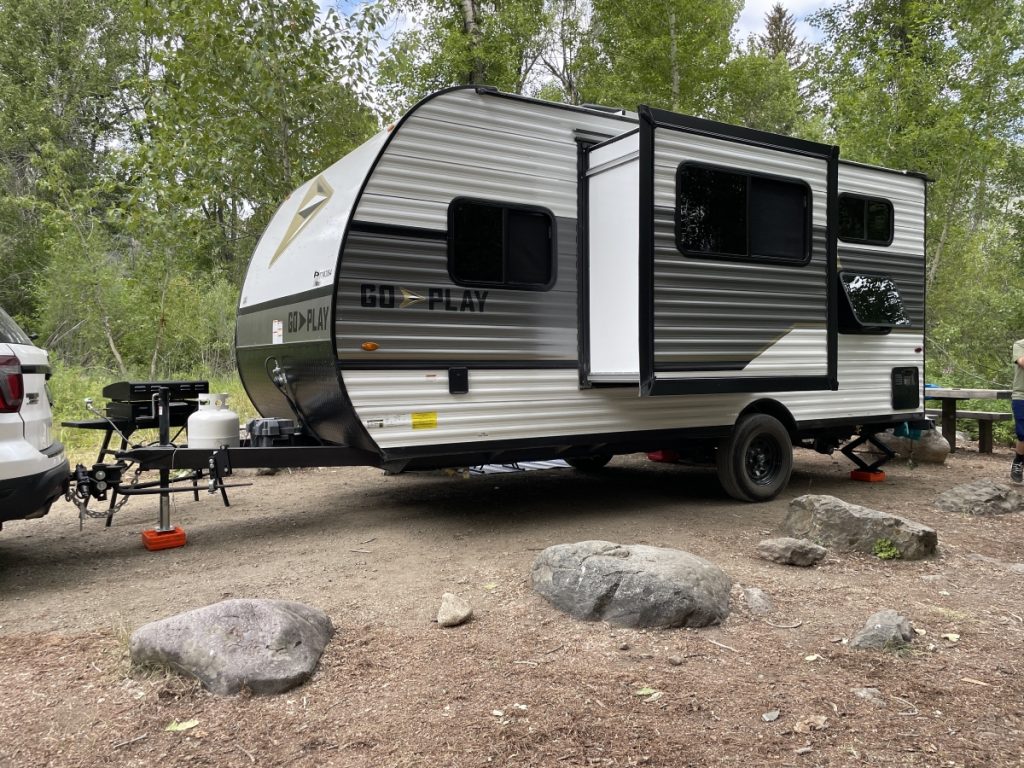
[745,435,783,486]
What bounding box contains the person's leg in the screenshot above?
[1012,400,1024,483]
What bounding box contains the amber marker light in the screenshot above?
[361,341,380,352]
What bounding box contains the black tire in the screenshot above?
[716,414,793,502]
[566,454,613,471]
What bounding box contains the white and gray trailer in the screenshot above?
[233,86,927,502]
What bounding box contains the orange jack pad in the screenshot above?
[142,526,187,551]
[850,470,886,483]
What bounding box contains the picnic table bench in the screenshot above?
[923,388,1013,453]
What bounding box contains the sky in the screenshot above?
[735,0,832,43]
[323,1,835,42]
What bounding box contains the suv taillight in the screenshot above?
[0,355,24,413]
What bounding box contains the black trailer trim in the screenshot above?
[349,220,447,241]
[825,143,840,390]
[648,376,833,397]
[643,106,834,158]
[337,359,578,370]
[577,136,595,387]
[120,445,381,472]
[237,286,334,316]
[638,109,656,396]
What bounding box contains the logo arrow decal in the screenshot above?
[269,176,334,267]
[400,288,426,308]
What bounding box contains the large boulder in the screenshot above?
[531,541,731,628]
[934,479,1024,516]
[130,599,334,696]
[873,429,949,464]
[782,495,937,560]
[850,609,915,651]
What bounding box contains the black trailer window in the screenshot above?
[838,271,910,331]
[676,163,810,264]
[448,198,556,290]
[838,194,893,245]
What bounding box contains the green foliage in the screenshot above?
[376,0,548,118]
[811,0,1024,387]
[873,538,901,561]
[579,0,740,114]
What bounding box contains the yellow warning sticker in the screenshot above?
[411,411,438,430]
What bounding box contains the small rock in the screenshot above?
[850,609,915,651]
[437,593,473,628]
[757,537,827,567]
[795,746,813,755]
[742,586,774,616]
[618,642,630,651]
[667,655,684,666]
[851,687,885,706]
[762,709,780,722]
[256,466,280,476]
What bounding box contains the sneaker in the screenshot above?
[1012,457,1024,484]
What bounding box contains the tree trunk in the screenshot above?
[669,11,680,110]
[102,316,129,377]
[460,0,485,84]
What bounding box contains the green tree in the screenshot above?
[812,0,1024,385]
[376,0,548,118]
[0,0,138,321]
[577,0,741,114]
[758,2,801,65]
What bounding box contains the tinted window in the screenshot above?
[676,164,809,264]
[449,199,555,290]
[840,272,910,328]
[0,307,32,345]
[677,165,747,257]
[838,194,893,245]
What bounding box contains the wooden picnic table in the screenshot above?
[923,387,1012,453]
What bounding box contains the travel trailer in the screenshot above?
[234,86,927,502]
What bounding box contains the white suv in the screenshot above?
[0,307,68,527]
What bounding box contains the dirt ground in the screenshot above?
[1,443,1023,767]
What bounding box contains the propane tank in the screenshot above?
[187,393,240,449]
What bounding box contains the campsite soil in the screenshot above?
[2,445,1024,767]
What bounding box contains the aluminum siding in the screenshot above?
[338,90,923,451]
[837,164,926,327]
[651,128,829,375]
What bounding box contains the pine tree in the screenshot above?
[759,3,800,65]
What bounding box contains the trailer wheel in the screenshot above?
[566,454,613,471]
[716,414,793,502]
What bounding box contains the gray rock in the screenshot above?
[783,495,937,560]
[849,609,914,651]
[742,586,773,616]
[873,429,949,464]
[757,537,827,567]
[437,592,473,627]
[129,599,333,696]
[934,479,1024,516]
[851,687,885,706]
[531,541,731,628]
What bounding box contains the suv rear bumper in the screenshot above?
[0,455,70,523]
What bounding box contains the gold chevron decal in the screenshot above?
[400,288,425,308]
[269,176,333,267]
